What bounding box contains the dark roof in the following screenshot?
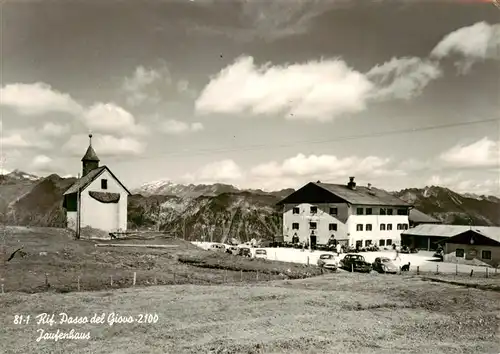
[63,165,131,195]
[314,182,411,207]
[409,209,441,224]
[81,145,100,162]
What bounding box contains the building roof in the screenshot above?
[409,209,441,224]
[402,224,500,240]
[81,145,100,162]
[314,182,411,207]
[63,165,131,196]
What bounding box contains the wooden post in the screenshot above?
[110,276,113,287]
[224,269,227,283]
[240,270,243,281]
[1,283,4,294]
[416,266,419,275]
[154,276,157,285]
[485,267,489,278]
[456,263,458,275]
[470,269,474,277]
[307,256,309,266]
[256,271,259,281]
[133,272,137,286]
[436,264,439,275]
[351,264,354,273]
[77,276,80,291]
[173,272,176,284]
[45,273,49,289]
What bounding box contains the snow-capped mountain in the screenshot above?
[5,169,40,181]
[133,180,241,198]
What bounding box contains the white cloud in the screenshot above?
[196,56,374,122]
[439,137,499,169]
[181,159,243,184]
[0,82,83,116]
[83,103,148,136]
[63,134,146,157]
[2,129,53,150]
[431,22,500,74]
[41,122,70,137]
[122,66,164,107]
[31,155,54,171]
[366,57,442,101]
[427,173,500,196]
[160,120,204,135]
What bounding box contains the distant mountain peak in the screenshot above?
[6,169,40,181]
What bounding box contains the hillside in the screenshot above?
[1,171,500,243]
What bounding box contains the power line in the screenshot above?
[105,117,499,164]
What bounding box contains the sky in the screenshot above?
[1,0,499,195]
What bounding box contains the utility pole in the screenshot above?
[76,173,81,239]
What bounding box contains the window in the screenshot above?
[403,224,408,230]
[397,224,403,230]
[309,222,317,230]
[310,206,318,214]
[292,207,300,214]
[356,224,363,231]
[455,249,464,257]
[329,207,338,215]
[379,239,386,246]
[356,208,364,215]
[386,224,393,231]
[365,240,372,247]
[366,208,373,215]
[380,224,386,231]
[380,208,386,215]
[292,223,299,230]
[101,179,108,190]
[482,250,492,260]
[329,223,337,231]
[366,224,372,231]
[387,209,393,215]
[386,239,392,246]
[397,209,408,215]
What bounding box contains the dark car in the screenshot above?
[339,254,372,273]
[372,257,398,274]
[238,247,252,257]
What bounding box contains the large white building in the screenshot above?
[277,177,412,249]
[63,134,130,234]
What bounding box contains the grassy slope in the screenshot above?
[1,274,499,354]
[0,227,320,294]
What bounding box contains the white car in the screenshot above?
[209,244,226,252]
[317,253,339,270]
[254,249,267,259]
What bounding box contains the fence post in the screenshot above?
[351,264,354,273]
[307,256,309,266]
[1,283,4,294]
[45,273,49,289]
[256,271,259,281]
[133,272,137,287]
[455,263,458,275]
[240,270,243,282]
[77,276,80,291]
[110,276,113,287]
[416,266,419,275]
[173,272,176,284]
[436,264,439,275]
[470,269,474,277]
[154,276,157,285]
[224,269,227,283]
[485,267,489,278]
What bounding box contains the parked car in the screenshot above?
[317,254,338,270]
[254,249,267,259]
[339,254,372,273]
[372,257,398,274]
[227,246,239,255]
[209,244,226,252]
[238,247,252,257]
[401,246,418,254]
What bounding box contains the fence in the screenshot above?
[1,262,498,294]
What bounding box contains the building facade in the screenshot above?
[441,229,500,267]
[277,177,411,249]
[63,134,130,234]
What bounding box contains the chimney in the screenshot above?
[347,176,356,190]
[367,183,372,190]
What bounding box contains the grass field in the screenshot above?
[0,227,323,293]
[1,272,500,354]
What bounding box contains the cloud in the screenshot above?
[83,103,148,136]
[366,57,442,101]
[31,155,54,171]
[63,134,146,157]
[431,22,500,74]
[427,173,500,196]
[41,122,70,137]
[160,120,204,135]
[439,137,499,169]
[196,56,374,122]
[2,129,53,150]
[181,159,243,184]
[122,66,164,107]
[0,82,83,116]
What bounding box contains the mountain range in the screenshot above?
[0,170,499,243]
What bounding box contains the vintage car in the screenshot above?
[317,253,339,270]
[209,243,226,252]
[339,254,372,273]
[238,247,252,257]
[254,249,267,259]
[372,257,398,274]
